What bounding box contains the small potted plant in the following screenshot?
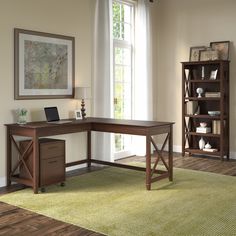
[16,108,28,124]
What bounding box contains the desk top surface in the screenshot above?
[5,117,174,129]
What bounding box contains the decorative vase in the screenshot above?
[199,137,205,150]
[205,142,212,149]
[185,69,190,80]
[17,115,27,124]
[16,108,27,125]
[196,87,203,98]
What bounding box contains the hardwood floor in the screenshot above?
[0,202,104,236]
[0,154,235,235]
[0,166,106,236]
[117,153,236,176]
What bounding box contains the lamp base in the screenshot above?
[81,99,86,119]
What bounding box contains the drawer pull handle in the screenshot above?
[48,160,57,164]
[47,146,58,149]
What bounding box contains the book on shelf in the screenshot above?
[196,127,211,133]
[205,92,221,98]
[186,101,198,115]
[203,148,218,152]
[212,120,221,134]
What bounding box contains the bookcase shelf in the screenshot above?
[187,80,220,83]
[186,132,221,138]
[185,148,220,156]
[185,97,221,101]
[182,60,230,160]
[185,114,226,119]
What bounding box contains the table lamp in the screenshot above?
[75,87,91,119]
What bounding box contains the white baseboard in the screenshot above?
[229,151,236,160]
[0,164,86,188]
[66,163,86,172]
[1,149,235,188]
[161,144,236,160]
[0,177,6,188]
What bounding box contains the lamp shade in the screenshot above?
[75,87,91,99]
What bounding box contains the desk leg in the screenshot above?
[169,125,173,181]
[33,134,39,194]
[87,131,91,168]
[6,127,11,186]
[146,135,151,190]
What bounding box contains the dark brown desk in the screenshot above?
[5,117,174,193]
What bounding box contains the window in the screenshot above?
[112,0,135,155]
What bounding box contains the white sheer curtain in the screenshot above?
[92,0,152,159]
[92,0,113,161]
[133,0,153,155]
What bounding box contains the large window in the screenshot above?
[113,0,135,154]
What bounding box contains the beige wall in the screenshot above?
[155,0,236,155]
[0,0,93,185]
[1,0,236,186]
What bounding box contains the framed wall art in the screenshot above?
[210,41,230,60]
[14,28,75,100]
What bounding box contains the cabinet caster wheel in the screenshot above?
[60,182,65,187]
[41,187,46,193]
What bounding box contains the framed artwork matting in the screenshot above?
[14,28,75,100]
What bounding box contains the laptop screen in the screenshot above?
[44,107,60,122]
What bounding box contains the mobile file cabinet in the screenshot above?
[20,138,65,192]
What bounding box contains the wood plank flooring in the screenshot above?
[0,154,235,235]
[0,202,104,236]
[117,153,236,176]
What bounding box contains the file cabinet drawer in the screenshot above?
[40,139,65,159]
[40,156,65,186]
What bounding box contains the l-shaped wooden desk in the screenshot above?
[5,117,174,194]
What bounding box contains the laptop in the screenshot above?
[44,107,72,124]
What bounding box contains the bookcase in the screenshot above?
[182,60,230,160]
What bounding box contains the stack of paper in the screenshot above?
[203,148,218,152]
[196,127,211,133]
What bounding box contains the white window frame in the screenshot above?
[112,0,136,159]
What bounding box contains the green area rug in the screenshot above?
[1,167,236,236]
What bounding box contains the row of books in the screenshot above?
[212,120,221,134]
[205,92,221,98]
[186,101,198,115]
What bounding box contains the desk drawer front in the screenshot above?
[40,156,65,186]
[40,141,65,159]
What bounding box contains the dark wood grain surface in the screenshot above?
[0,202,104,236]
[0,154,235,235]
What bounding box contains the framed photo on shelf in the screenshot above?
[14,28,75,100]
[210,41,230,60]
[75,110,82,120]
[209,69,218,80]
[199,49,219,61]
[189,46,206,61]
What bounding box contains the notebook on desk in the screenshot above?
[44,107,72,124]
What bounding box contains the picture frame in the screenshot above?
[199,49,219,61]
[75,110,82,120]
[210,41,230,60]
[189,46,206,61]
[14,28,75,100]
[209,69,218,80]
